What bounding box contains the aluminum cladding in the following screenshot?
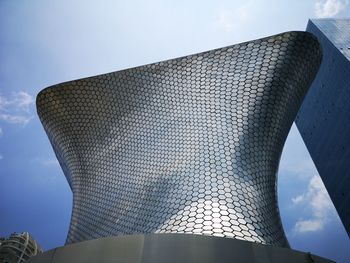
[37,31,322,247]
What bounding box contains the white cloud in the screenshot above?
[279,125,316,181]
[13,91,34,111]
[294,219,323,232]
[33,157,60,167]
[308,175,333,216]
[0,113,33,125]
[314,0,348,18]
[291,195,304,205]
[0,91,34,125]
[0,127,3,137]
[41,159,59,167]
[0,154,3,160]
[292,175,335,233]
[216,3,251,33]
[279,158,315,180]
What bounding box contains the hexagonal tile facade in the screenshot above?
[37,31,322,247]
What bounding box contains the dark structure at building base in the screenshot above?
[27,234,332,263]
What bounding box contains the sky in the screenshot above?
[0,0,349,262]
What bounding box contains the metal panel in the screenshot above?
[27,234,333,263]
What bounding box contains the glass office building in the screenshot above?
[296,19,350,237]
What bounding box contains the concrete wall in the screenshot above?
[27,234,333,263]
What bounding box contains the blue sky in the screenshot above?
[0,0,349,262]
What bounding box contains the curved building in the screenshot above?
[37,31,322,247]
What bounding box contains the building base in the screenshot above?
[27,234,332,263]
